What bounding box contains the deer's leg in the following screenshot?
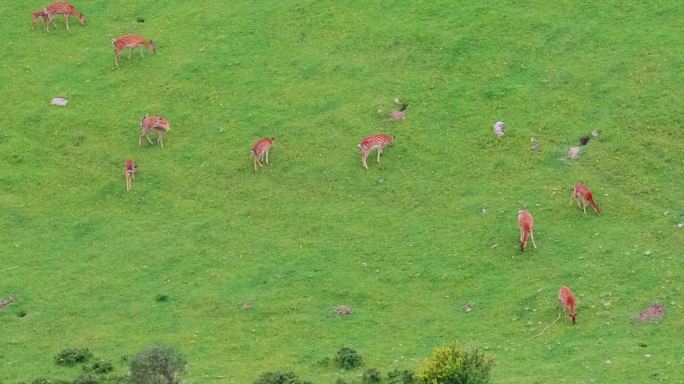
[140,47,145,57]
[582,201,588,215]
[265,149,269,164]
[377,147,383,163]
[115,51,120,68]
[361,149,370,169]
[128,48,133,60]
[64,14,70,30]
[158,134,164,149]
[530,231,537,248]
[570,192,574,206]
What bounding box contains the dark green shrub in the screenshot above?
[129,344,186,384]
[362,368,382,384]
[55,348,92,366]
[334,347,362,369]
[87,359,113,374]
[253,371,311,384]
[335,379,348,384]
[387,369,417,384]
[155,294,170,303]
[419,344,493,384]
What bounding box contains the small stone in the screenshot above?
[567,146,582,159]
[378,178,384,184]
[334,305,352,316]
[51,97,68,106]
[542,78,549,84]
[482,208,488,215]
[677,223,683,229]
[605,359,612,364]
[490,242,500,249]
[218,127,225,133]
[492,121,505,137]
[644,250,652,256]
[645,354,651,358]
[464,303,473,312]
[591,130,600,137]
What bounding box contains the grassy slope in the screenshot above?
[1,1,683,383]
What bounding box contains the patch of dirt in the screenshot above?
[633,304,665,323]
[334,305,352,316]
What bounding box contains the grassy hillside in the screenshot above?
[1,1,682,383]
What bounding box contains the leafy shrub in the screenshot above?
[73,374,99,384]
[129,344,186,384]
[335,379,348,384]
[334,347,363,369]
[87,359,114,374]
[387,369,417,384]
[30,379,70,384]
[253,371,311,384]
[55,348,93,366]
[362,368,382,384]
[419,345,493,384]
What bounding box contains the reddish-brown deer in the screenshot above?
[124,159,137,192]
[358,134,394,169]
[112,35,156,68]
[139,115,170,149]
[518,210,537,252]
[558,286,577,325]
[570,182,601,215]
[32,10,49,30]
[252,137,275,171]
[43,3,87,32]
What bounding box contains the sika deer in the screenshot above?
[570,182,601,215]
[252,137,275,171]
[558,286,577,325]
[112,35,156,68]
[43,3,87,32]
[124,160,137,192]
[518,210,537,252]
[358,134,394,170]
[139,115,170,149]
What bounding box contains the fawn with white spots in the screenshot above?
[518,210,536,252]
[112,35,156,68]
[358,134,394,170]
[139,115,170,149]
[252,138,274,171]
[42,3,87,32]
[124,160,137,192]
[571,182,601,215]
[558,286,577,325]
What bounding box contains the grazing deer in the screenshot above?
[358,134,394,170]
[570,182,601,215]
[251,137,275,171]
[43,2,87,32]
[112,35,156,68]
[518,210,537,252]
[139,115,170,149]
[558,286,577,325]
[124,159,137,192]
[32,10,49,30]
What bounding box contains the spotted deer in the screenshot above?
[358,134,394,169]
[112,35,156,68]
[570,182,601,215]
[32,10,49,30]
[124,160,137,192]
[518,210,537,252]
[558,286,577,325]
[251,137,275,171]
[139,115,170,149]
[43,3,87,32]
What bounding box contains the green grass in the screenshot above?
[1,1,683,383]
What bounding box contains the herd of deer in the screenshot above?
[33,2,598,327]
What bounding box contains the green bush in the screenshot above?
[86,359,114,374]
[334,347,363,370]
[253,371,311,384]
[30,379,70,384]
[419,345,493,384]
[387,369,417,384]
[362,368,382,384]
[129,344,186,384]
[55,348,93,366]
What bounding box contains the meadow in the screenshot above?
[1,1,683,383]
